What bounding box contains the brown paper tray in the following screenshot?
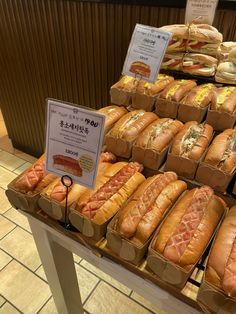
[132,145,168,171]
[197,280,236,314]
[105,134,133,159]
[110,86,132,107]
[177,103,208,123]
[155,98,179,119]
[38,195,66,221]
[206,109,236,131]
[131,93,156,112]
[195,162,235,193]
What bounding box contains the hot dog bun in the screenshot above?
[134,118,183,152]
[171,121,213,160]
[108,110,157,141]
[204,129,236,174]
[205,206,236,297]
[116,172,184,241]
[180,84,215,108]
[98,105,128,129]
[153,186,226,270]
[135,74,174,96]
[112,76,136,92]
[159,80,197,102]
[211,86,236,114]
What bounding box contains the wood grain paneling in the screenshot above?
[0,0,235,156]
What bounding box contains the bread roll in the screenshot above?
[215,62,236,85]
[116,172,186,242]
[135,74,174,96]
[134,118,183,152]
[159,80,197,102]
[78,162,145,224]
[204,129,236,174]
[113,76,136,92]
[154,186,226,270]
[108,110,157,141]
[171,121,213,160]
[205,206,236,297]
[180,83,215,108]
[98,105,128,129]
[211,86,236,114]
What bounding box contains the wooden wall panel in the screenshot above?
[0,0,235,156]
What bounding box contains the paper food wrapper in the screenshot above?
[132,93,156,112]
[110,86,132,107]
[206,110,236,131]
[177,103,208,124]
[38,195,66,221]
[155,98,179,119]
[105,134,133,159]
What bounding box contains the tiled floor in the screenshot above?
[0,111,164,313]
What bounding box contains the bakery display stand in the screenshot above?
[22,208,200,314]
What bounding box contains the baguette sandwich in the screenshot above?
[182,54,217,76]
[229,47,236,65]
[180,83,216,108]
[159,80,197,103]
[215,62,236,85]
[13,155,57,194]
[171,121,213,160]
[115,172,187,244]
[76,161,145,224]
[134,118,183,153]
[205,206,236,297]
[219,42,236,60]
[211,86,236,114]
[160,24,222,55]
[98,105,128,130]
[204,129,236,174]
[153,185,226,270]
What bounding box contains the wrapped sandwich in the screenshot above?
[215,62,236,85]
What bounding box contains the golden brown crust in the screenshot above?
[109,110,157,142]
[135,118,183,152]
[205,206,236,295]
[135,75,174,96]
[133,180,187,244]
[98,105,128,129]
[112,76,136,92]
[204,129,236,174]
[171,122,213,160]
[180,84,216,108]
[211,86,236,114]
[159,80,197,102]
[154,189,196,253]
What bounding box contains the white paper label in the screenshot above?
[122,24,171,83]
[185,0,219,25]
[45,99,105,189]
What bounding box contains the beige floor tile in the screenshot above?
[0,302,20,314]
[0,249,12,271]
[0,151,25,171]
[80,260,131,295]
[4,208,31,232]
[0,227,41,271]
[35,265,47,281]
[13,162,32,175]
[84,282,150,314]
[0,260,51,314]
[0,295,5,307]
[14,150,37,163]
[0,188,12,214]
[0,215,15,239]
[73,253,82,264]
[0,166,17,189]
[131,292,167,314]
[38,298,57,314]
[75,264,99,302]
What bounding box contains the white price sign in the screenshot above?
[185,0,219,25]
[122,24,171,83]
[45,99,105,189]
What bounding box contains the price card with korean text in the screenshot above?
[122,24,171,83]
[185,0,219,25]
[45,99,105,189]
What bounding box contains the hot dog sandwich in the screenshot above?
[159,80,197,103]
[180,83,215,108]
[98,105,128,130]
[211,86,236,114]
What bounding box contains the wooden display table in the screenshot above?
[20,208,202,314]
